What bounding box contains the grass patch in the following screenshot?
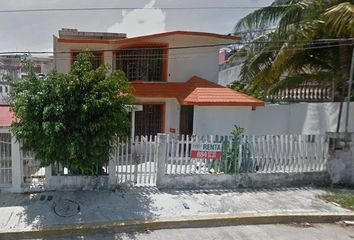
[320,192,354,211]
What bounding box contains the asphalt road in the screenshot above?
[35,223,354,240]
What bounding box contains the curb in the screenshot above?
[2,212,354,239]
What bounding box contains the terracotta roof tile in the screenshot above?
[131,76,264,107]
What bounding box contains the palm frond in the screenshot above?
[277,0,313,34]
[324,2,354,37]
[228,31,275,63]
[233,4,289,33]
[238,40,279,84]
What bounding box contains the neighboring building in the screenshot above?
[53,28,264,136]
[0,55,22,80]
[218,50,227,66]
[0,81,10,105]
[218,54,246,87]
[0,55,53,104]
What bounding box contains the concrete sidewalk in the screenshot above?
[0,187,353,238]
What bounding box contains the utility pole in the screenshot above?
[344,48,354,135]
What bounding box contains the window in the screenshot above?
[115,47,165,82]
[72,51,103,70]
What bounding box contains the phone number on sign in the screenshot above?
[191,151,221,160]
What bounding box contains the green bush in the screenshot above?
[9,52,134,175]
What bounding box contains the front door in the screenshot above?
[134,104,163,136]
[179,105,194,135]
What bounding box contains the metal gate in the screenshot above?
[21,150,45,186]
[0,132,12,187]
[113,136,158,186]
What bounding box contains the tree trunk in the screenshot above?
[336,45,352,132]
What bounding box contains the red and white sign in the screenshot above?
[190,142,223,160]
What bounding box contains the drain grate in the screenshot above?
[53,199,80,217]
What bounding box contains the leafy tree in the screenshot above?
[9,52,134,175]
[230,0,354,101]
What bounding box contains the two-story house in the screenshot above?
[52,28,264,137]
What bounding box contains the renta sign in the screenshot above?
[190,142,223,160]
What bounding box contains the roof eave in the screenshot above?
[57,31,241,45]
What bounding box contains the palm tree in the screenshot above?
[231,0,354,131]
[231,0,353,96]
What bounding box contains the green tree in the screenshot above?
[9,52,134,175]
[230,0,354,100]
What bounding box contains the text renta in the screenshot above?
[190,143,222,160]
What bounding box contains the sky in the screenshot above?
[0,0,273,53]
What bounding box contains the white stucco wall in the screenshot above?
[218,63,243,87]
[165,35,219,83]
[193,102,354,136]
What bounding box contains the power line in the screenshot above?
[0,38,353,56]
[1,42,351,62]
[0,6,276,13]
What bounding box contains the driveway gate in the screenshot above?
[113,136,158,186]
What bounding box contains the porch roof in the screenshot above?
[131,76,265,107]
[0,105,13,127]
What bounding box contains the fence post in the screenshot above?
[327,132,354,184]
[45,165,52,188]
[108,141,118,186]
[156,133,168,188]
[10,136,22,192]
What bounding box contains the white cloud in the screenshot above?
[107,0,166,37]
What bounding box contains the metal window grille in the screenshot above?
[115,48,164,82]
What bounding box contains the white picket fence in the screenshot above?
[1,132,330,191]
[113,134,329,180]
[111,136,158,186]
[165,134,328,175]
[239,135,329,173]
[166,135,236,175]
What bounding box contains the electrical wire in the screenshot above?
[0,6,283,13]
[1,42,351,63]
[0,38,353,56]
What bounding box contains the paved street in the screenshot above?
[36,224,354,240]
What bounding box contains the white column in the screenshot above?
[156,133,167,188]
[104,51,114,67]
[11,136,22,192]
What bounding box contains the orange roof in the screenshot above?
[0,105,13,127]
[58,30,241,44]
[131,77,264,107]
